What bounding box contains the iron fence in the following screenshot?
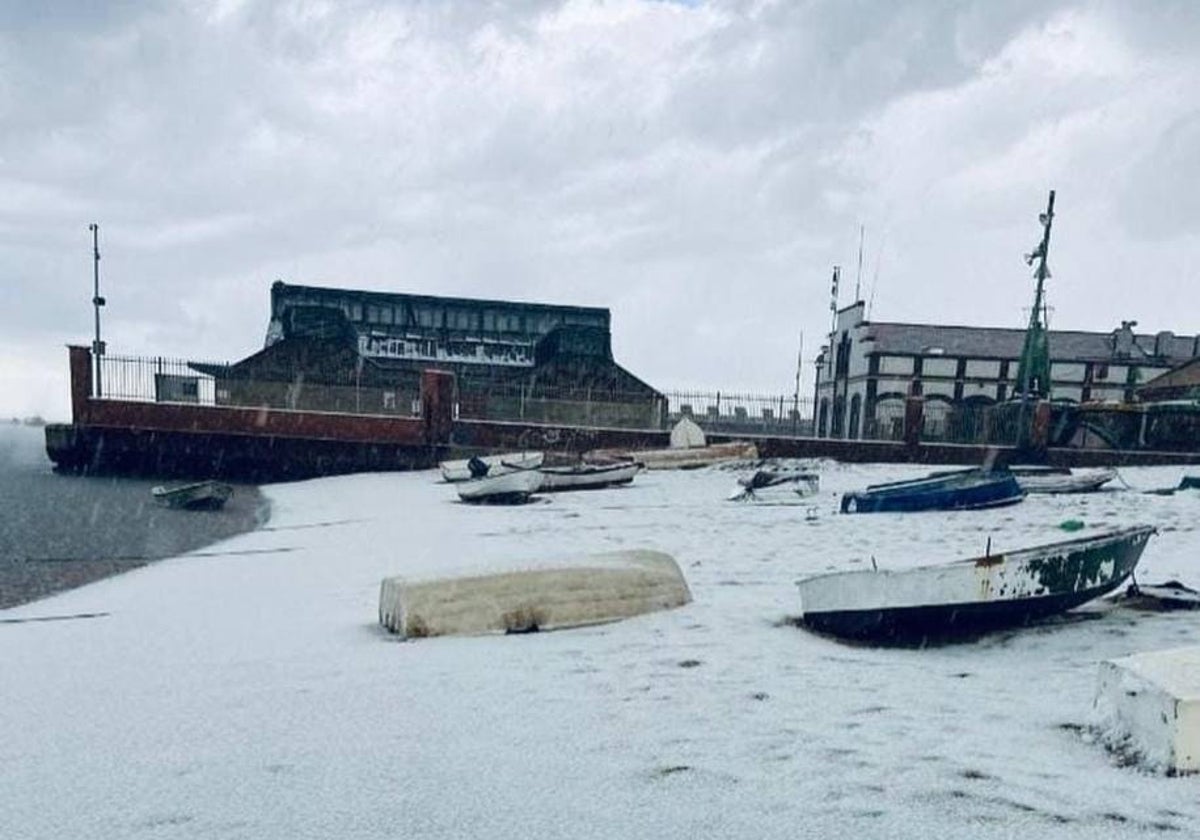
[663,390,815,436]
[93,355,422,418]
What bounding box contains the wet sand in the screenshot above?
[0,424,268,610]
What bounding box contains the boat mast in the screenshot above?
[1015,191,1055,444]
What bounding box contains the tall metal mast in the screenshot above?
[89,223,106,397]
[1015,191,1055,443]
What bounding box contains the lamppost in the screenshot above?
[89,223,106,397]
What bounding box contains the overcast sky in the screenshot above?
[3,0,1199,420]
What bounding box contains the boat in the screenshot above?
[729,468,819,502]
[150,480,234,510]
[1010,466,1117,494]
[839,468,1024,514]
[536,461,641,492]
[1116,579,1200,611]
[440,451,543,482]
[456,469,543,504]
[795,525,1156,642]
[587,441,758,471]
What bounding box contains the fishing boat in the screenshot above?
[150,480,234,510]
[796,525,1156,642]
[440,451,543,482]
[536,461,641,492]
[839,468,1024,514]
[1010,466,1117,494]
[729,468,819,502]
[456,469,543,505]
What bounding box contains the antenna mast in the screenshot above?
[854,224,864,301]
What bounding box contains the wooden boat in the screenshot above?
[796,525,1156,642]
[536,461,641,492]
[150,480,234,510]
[440,451,543,482]
[1010,466,1117,494]
[456,469,543,504]
[840,468,1024,514]
[729,469,819,502]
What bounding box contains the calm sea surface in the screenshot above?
[0,423,266,609]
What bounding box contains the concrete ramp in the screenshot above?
[1094,646,1200,774]
[379,550,691,640]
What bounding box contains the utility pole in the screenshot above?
[89,223,106,397]
[792,331,803,435]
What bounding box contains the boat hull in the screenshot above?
[440,451,543,483]
[151,480,233,510]
[1014,468,1117,494]
[456,469,543,504]
[797,525,1154,642]
[537,462,641,492]
[840,469,1023,514]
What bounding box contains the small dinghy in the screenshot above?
[151,480,234,510]
[1117,579,1200,611]
[456,469,543,505]
[729,469,819,502]
[840,468,1024,514]
[536,461,641,492]
[1010,466,1117,494]
[795,525,1155,642]
[440,451,543,483]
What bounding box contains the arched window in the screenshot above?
[818,399,829,437]
[848,394,862,440]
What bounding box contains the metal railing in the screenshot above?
[663,390,815,436]
[94,355,422,418]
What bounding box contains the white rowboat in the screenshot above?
[440,451,544,482]
[456,469,543,504]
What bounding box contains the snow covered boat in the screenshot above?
[796,525,1156,642]
[839,468,1024,514]
[536,461,641,492]
[728,469,819,502]
[1117,579,1200,611]
[440,451,543,482]
[150,480,234,510]
[456,469,543,504]
[1011,466,1117,494]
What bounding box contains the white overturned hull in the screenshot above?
[456,469,543,504]
[379,549,692,639]
[440,451,543,482]
[537,462,641,492]
[797,525,1155,642]
[1014,468,1117,494]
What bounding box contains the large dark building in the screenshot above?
[208,282,665,427]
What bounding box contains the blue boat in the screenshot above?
[840,468,1024,514]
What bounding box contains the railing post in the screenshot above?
[903,396,924,451]
[68,345,93,423]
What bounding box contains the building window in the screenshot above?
[366,305,379,324]
[381,307,393,325]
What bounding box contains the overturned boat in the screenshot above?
[796,525,1156,642]
[840,468,1024,514]
[1010,466,1117,494]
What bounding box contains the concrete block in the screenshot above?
[379,550,691,640]
[1094,646,1200,774]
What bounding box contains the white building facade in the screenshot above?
[814,302,1199,440]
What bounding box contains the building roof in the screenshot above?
[860,321,1198,365]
